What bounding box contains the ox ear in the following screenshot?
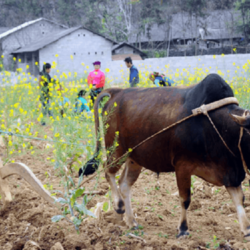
[230,111,250,128]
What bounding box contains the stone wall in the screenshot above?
[44,53,250,84]
[105,53,250,84]
[7,50,250,85]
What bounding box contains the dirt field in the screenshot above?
[1,138,250,250]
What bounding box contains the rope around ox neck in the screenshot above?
[238,110,250,176]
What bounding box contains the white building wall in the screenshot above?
[39,28,114,76]
[1,20,65,69]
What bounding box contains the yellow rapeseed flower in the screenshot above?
[54,133,60,138]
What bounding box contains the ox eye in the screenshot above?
[131,161,134,164]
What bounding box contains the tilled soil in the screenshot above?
[0,140,250,250]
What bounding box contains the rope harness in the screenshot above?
[238,110,250,176]
[81,96,250,186]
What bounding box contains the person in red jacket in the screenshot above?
[87,61,105,106]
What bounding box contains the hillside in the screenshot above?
[0,0,239,42]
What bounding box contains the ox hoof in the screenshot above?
[115,208,125,214]
[177,231,189,238]
[115,200,125,214]
[125,217,139,229]
[244,233,250,241]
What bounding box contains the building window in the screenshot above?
[102,52,104,55]
[42,32,45,34]
[88,52,90,55]
[83,34,85,36]
[78,34,80,37]
[74,53,76,55]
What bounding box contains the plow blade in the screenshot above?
[0,160,57,208]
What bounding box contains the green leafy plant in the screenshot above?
[52,183,96,230]
[157,232,168,238]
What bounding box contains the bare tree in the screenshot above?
[116,0,133,39]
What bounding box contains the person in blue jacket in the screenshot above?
[124,57,139,87]
[75,90,90,113]
[149,72,174,87]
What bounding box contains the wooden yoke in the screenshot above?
[0,157,58,209]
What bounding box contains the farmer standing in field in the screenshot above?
[39,63,54,126]
[87,61,105,106]
[124,57,139,87]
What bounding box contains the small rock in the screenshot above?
[50,242,64,250]
[163,209,171,217]
[233,242,246,250]
[64,234,91,249]
[23,240,41,250]
[3,243,12,250]
[204,185,212,198]
[94,241,104,250]
[171,191,179,196]
[99,183,109,190]
[245,242,250,250]
[189,199,201,211]
[168,244,187,250]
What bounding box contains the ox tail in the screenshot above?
[0,162,58,207]
[79,92,111,177]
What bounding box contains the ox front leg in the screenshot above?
[119,158,142,228]
[105,167,125,215]
[176,171,191,238]
[227,186,250,240]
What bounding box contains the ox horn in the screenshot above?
[0,161,58,208]
[230,111,250,127]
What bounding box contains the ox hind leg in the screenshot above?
[176,169,192,238]
[227,186,250,240]
[118,158,142,228]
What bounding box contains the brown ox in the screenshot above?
[79,74,250,239]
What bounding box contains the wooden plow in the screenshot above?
[0,157,56,208]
